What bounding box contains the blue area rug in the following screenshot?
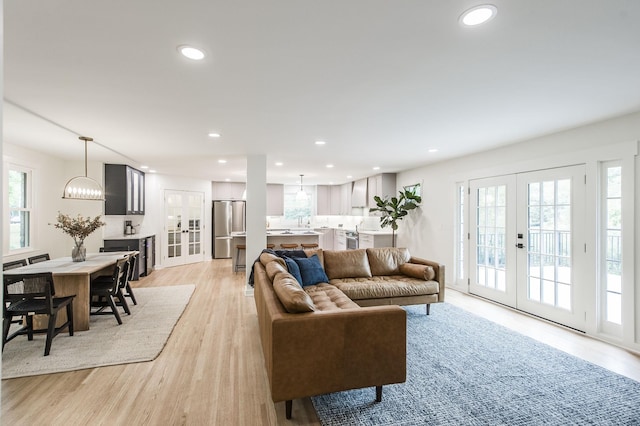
[311,303,640,425]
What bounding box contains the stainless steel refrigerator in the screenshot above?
[212,200,245,258]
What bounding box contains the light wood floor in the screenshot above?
[2,260,639,425]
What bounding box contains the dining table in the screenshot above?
[4,251,137,331]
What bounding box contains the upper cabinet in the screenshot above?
[104,164,145,215]
[367,173,396,208]
[351,179,367,207]
[212,182,245,200]
[317,185,332,215]
[266,184,284,216]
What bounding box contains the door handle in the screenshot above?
[516,243,524,249]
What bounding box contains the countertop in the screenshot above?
[357,230,393,235]
[231,230,321,237]
[104,233,155,240]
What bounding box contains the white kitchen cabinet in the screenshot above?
[266,184,284,216]
[367,173,396,208]
[315,228,334,248]
[212,182,246,200]
[329,185,341,215]
[351,178,367,207]
[334,229,347,250]
[316,185,332,215]
[358,232,393,248]
[340,182,352,215]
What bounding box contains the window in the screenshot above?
[283,185,315,225]
[602,163,622,325]
[6,165,33,252]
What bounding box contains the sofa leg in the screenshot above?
[426,304,431,315]
[285,400,292,419]
[376,385,382,402]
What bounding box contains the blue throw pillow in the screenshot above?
[283,256,303,285]
[293,254,329,287]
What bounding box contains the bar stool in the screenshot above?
[266,244,275,249]
[235,245,246,272]
[280,243,299,250]
[301,243,319,250]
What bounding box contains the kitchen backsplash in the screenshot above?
[102,215,149,237]
[267,215,382,231]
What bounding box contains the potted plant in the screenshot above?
[369,187,422,247]
[53,212,105,262]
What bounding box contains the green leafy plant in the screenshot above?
[369,188,422,247]
[52,212,105,247]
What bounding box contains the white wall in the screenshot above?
[396,110,640,351]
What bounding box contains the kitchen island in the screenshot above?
[230,230,321,272]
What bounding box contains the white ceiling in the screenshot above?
[4,1,640,185]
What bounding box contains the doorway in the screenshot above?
[469,165,587,330]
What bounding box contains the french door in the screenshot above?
[469,165,587,330]
[164,190,205,267]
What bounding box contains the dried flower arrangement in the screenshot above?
[53,212,105,247]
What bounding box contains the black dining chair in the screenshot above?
[27,254,51,264]
[2,272,75,356]
[123,253,138,305]
[3,259,27,271]
[90,257,130,324]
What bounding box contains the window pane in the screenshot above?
[607,167,621,198]
[8,170,27,208]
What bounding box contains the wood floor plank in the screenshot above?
[2,260,639,425]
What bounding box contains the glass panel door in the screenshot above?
[516,165,587,330]
[164,190,205,267]
[469,176,517,306]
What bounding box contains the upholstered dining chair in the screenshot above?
[90,257,130,325]
[2,272,75,356]
[3,259,27,271]
[27,253,50,264]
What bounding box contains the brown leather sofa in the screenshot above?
[253,247,444,419]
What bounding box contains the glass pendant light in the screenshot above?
[296,174,308,201]
[62,136,105,200]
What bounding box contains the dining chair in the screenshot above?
[3,259,27,271]
[90,257,130,324]
[2,272,75,356]
[123,253,138,305]
[27,253,50,264]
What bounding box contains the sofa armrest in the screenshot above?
[408,257,445,302]
[268,306,406,402]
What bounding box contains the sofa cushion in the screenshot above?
[304,248,324,268]
[366,247,411,276]
[304,284,360,311]
[283,257,304,284]
[293,254,329,286]
[330,275,439,300]
[265,259,288,281]
[323,249,372,280]
[399,262,435,281]
[273,272,316,313]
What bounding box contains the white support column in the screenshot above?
[245,155,267,295]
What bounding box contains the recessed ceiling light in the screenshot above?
[459,4,497,26]
[315,140,326,145]
[326,164,334,168]
[178,45,206,60]
[373,166,380,170]
[428,148,439,153]
[275,162,283,166]
[140,165,149,169]
[208,132,221,138]
[149,170,157,173]
[346,175,353,179]
[218,159,227,164]
[224,178,231,182]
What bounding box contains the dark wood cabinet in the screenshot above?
[104,164,145,215]
[103,235,154,279]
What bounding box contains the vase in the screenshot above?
[72,242,86,262]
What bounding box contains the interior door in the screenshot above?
[469,166,587,331]
[164,190,205,267]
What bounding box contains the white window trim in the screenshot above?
[4,162,35,255]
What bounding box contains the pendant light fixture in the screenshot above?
[62,136,105,200]
[295,174,308,201]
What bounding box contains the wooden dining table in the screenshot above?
[4,251,137,331]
